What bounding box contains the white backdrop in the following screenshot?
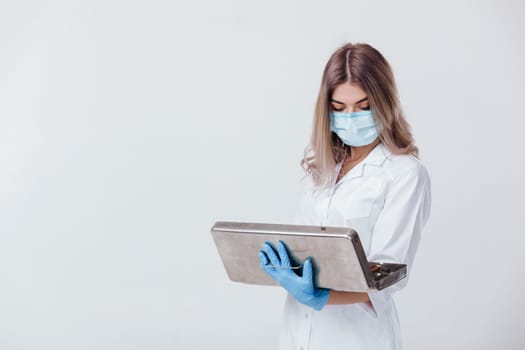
[1,1,523,349]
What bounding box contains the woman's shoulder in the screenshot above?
[382,150,430,183]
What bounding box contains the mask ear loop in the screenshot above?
[371,108,383,134]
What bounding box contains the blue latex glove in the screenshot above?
[258,240,330,311]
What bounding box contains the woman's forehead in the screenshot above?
[331,82,367,105]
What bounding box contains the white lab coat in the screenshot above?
[278,142,431,350]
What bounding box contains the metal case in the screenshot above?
[211,221,406,292]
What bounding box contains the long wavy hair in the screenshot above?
[301,42,419,188]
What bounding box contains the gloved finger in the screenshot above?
[259,251,275,275]
[262,241,281,267]
[258,251,269,266]
[302,259,313,285]
[277,241,291,268]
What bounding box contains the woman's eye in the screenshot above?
[331,106,344,112]
[360,106,370,111]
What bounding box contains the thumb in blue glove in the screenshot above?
[258,240,330,311]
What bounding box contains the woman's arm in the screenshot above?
[326,291,370,305]
[326,163,431,309]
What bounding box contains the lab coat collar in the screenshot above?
[362,142,392,167]
[336,142,392,183]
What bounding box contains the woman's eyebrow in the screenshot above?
[330,97,368,104]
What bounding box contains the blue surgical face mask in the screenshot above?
[329,110,381,147]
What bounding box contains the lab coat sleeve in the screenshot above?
[364,162,432,318]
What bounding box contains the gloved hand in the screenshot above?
[258,240,330,311]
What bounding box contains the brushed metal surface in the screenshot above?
[211,221,375,292]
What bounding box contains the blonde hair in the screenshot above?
[301,42,419,188]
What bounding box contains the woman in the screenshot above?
[258,42,432,349]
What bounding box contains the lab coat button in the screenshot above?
[304,314,308,318]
